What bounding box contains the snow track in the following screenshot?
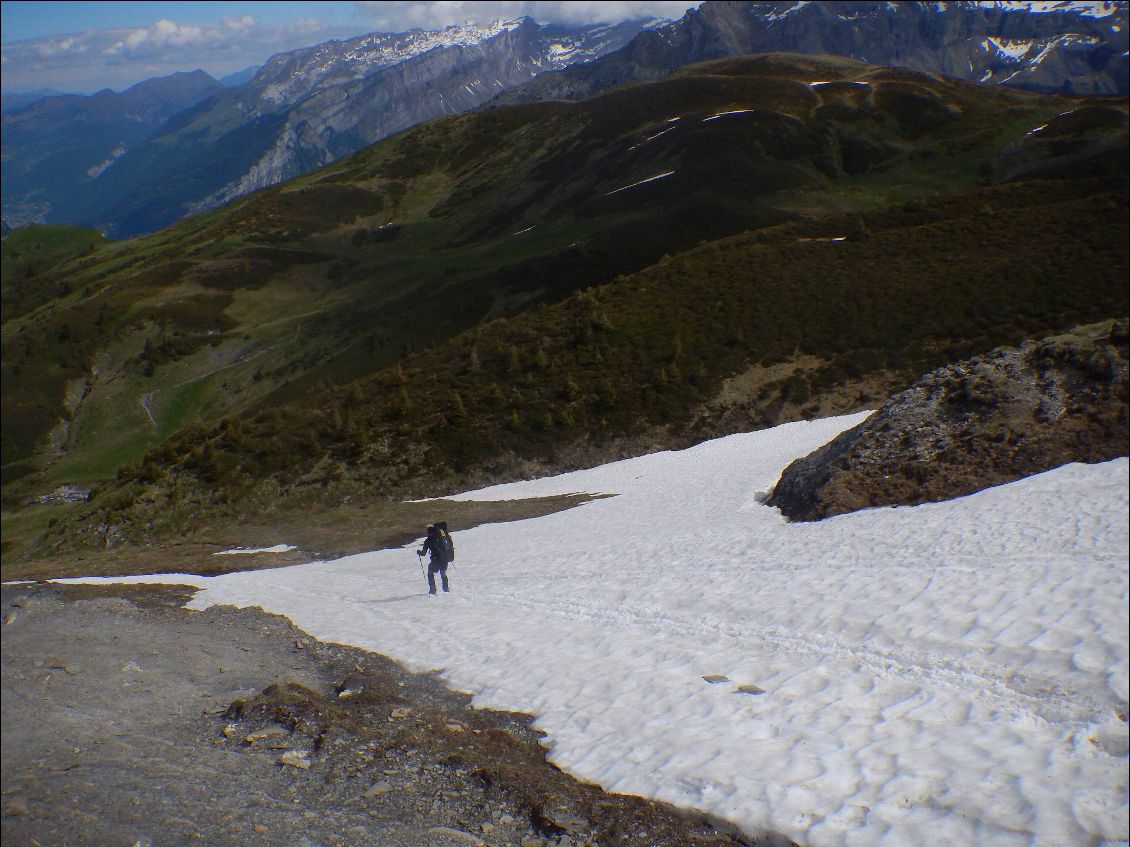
[67,415,1130,847]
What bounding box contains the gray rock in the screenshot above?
[735,684,766,696]
[769,319,1129,520]
[278,750,313,769]
[424,826,488,845]
[362,780,392,798]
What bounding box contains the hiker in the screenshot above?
[417,523,453,594]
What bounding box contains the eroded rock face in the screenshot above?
[768,319,1129,521]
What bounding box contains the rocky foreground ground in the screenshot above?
[1,582,771,847]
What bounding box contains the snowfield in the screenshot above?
[65,414,1130,847]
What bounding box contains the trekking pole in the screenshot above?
[449,559,467,592]
[416,550,426,587]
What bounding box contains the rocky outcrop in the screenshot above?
[493,0,1129,107]
[768,319,1129,520]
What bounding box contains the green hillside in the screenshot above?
[2,54,1127,563]
[1,224,109,317]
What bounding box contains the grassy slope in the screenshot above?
[1,225,109,316]
[2,53,1127,560]
[31,177,1128,558]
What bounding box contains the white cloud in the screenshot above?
[356,1,700,31]
[2,14,352,93]
[101,16,264,58]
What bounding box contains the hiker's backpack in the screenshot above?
[437,529,455,564]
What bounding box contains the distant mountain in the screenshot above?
[27,16,664,238]
[1,89,71,113]
[493,0,1129,107]
[219,65,260,87]
[0,71,223,228]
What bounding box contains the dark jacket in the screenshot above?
[419,528,451,566]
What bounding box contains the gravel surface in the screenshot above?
[1,583,770,847]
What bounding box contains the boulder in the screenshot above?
[768,319,1129,520]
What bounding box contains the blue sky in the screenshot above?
[1,1,700,93]
[1,2,359,41]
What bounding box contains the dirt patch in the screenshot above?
[2,493,605,582]
[701,355,905,437]
[2,583,777,847]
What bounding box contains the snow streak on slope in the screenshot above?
[68,415,1130,847]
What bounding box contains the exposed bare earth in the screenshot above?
[2,582,775,847]
[2,494,603,583]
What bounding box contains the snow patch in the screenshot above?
[985,36,1035,60]
[765,1,812,21]
[214,544,296,556]
[86,143,127,179]
[810,80,870,88]
[603,170,675,196]
[627,125,677,151]
[57,415,1130,847]
[703,109,756,122]
[980,1,1120,17]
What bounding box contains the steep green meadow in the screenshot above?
[1,225,109,317]
[2,54,1127,562]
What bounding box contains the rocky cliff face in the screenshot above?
[493,0,1129,106]
[190,18,657,213]
[767,319,1130,520]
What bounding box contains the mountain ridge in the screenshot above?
[490,0,1129,108]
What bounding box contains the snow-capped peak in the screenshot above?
[257,19,530,106]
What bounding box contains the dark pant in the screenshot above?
[427,562,449,593]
